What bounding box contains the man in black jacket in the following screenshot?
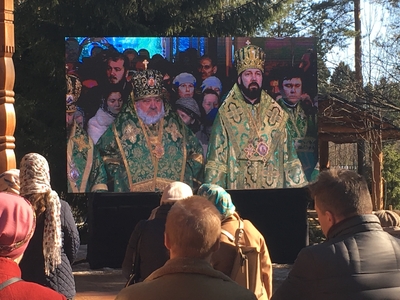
[272,169,400,300]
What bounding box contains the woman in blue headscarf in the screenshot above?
[197,183,273,300]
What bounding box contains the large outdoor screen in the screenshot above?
[65,37,318,193]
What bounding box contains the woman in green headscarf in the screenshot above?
[197,183,273,300]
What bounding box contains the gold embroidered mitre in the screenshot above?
[234,44,266,75]
[66,74,82,112]
[132,69,164,101]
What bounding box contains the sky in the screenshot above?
[325,0,391,83]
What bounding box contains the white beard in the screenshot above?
[136,104,165,125]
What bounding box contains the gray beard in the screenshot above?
[135,104,165,125]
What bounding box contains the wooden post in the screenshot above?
[0,0,16,173]
[371,131,383,210]
[319,139,329,170]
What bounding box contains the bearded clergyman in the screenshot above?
[91,69,204,192]
[205,43,307,189]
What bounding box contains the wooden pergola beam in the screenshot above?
[0,0,15,173]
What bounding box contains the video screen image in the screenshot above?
[66,37,318,193]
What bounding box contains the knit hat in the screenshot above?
[200,76,222,93]
[197,183,236,219]
[19,153,62,275]
[160,182,193,205]
[0,169,20,195]
[374,210,400,228]
[173,72,196,87]
[175,98,201,121]
[0,192,36,259]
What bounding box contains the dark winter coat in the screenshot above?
[122,204,171,282]
[271,214,400,300]
[19,200,80,299]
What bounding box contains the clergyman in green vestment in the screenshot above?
[66,74,97,193]
[91,69,204,192]
[276,67,318,182]
[205,44,307,189]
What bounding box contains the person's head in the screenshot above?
[19,153,52,197]
[165,195,221,260]
[133,69,165,125]
[101,88,123,117]
[374,210,400,228]
[175,97,201,126]
[138,48,150,59]
[197,184,236,220]
[280,68,304,105]
[160,181,193,205]
[66,74,82,128]
[123,48,138,65]
[198,55,217,81]
[200,76,222,96]
[173,72,196,98]
[202,89,219,115]
[308,169,373,236]
[234,44,266,101]
[73,108,85,128]
[106,53,128,84]
[0,192,36,262]
[0,169,20,195]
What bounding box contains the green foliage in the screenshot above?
[328,62,356,100]
[383,142,400,209]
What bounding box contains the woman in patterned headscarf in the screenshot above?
[18,153,80,300]
[197,183,273,300]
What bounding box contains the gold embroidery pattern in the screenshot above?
[72,135,90,152]
[122,122,141,144]
[265,106,283,126]
[226,102,244,123]
[165,122,182,142]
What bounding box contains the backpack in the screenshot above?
[221,218,266,299]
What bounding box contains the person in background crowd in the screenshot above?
[276,67,318,181]
[122,182,193,282]
[116,196,257,300]
[175,97,202,134]
[201,88,219,124]
[0,192,67,299]
[198,183,273,300]
[200,75,222,97]
[91,69,204,192]
[374,210,400,238]
[272,169,400,300]
[172,72,196,103]
[0,169,20,194]
[205,43,307,189]
[77,51,132,126]
[18,153,80,300]
[198,55,218,82]
[87,88,123,144]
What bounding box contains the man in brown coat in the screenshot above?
[115,196,256,300]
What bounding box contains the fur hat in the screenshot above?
[0,192,36,259]
[175,98,201,121]
[132,69,164,101]
[0,169,20,195]
[234,44,266,75]
[160,182,193,205]
[173,72,196,87]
